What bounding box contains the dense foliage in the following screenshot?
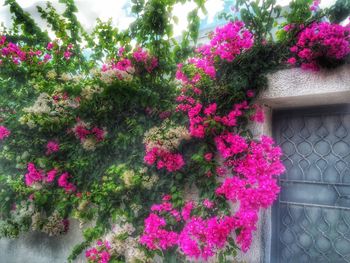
[0,0,349,262]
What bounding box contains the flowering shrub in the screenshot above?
[0,0,349,262]
[140,17,285,261]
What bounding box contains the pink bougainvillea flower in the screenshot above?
[288,22,350,70]
[140,213,179,250]
[47,42,54,50]
[203,199,214,209]
[181,201,194,221]
[46,169,58,183]
[46,140,60,155]
[178,216,235,260]
[204,152,213,161]
[64,51,72,60]
[0,126,10,140]
[215,132,248,159]
[24,163,44,186]
[58,172,76,193]
[246,90,255,98]
[250,104,265,123]
[144,147,185,172]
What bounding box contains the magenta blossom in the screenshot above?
[0,126,10,140]
[46,140,60,155]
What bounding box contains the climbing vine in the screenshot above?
[0,0,349,262]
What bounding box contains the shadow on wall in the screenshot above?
[0,220,85,263]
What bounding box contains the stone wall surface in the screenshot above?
[1,65,350,263]
[260,65,350,108]
[0,220,85,263]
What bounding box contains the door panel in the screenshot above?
[272,105,350,263]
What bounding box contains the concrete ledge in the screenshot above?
[259,65,350,109]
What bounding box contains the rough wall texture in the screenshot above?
[259,65,350,108]
[0,220,85,263]
[1,65,350,263]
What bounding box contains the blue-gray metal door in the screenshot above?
[272,105,350,263]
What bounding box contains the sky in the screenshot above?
[0,0,336,37]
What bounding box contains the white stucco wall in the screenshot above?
[0,219,85,263]
[260,65,350,108]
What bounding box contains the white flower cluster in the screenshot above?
[105,222,148,263]
[143,122,191,151]
[41,210,66,237]
[81,137,97,151]
[141,173,159,190]
[47,69,85,83]
[60,73,72,82]
[46,70,57,80]
[121,169,136,187]
[24,93,51,114]
[21,92,80,128]
[10,201,35,225]
[100,68,134,84]
[24,92,79,114]
[81,85,103,100]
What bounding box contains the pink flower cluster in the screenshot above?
[250,104,265,123]
[46,140,60,155]
[63,43,73,60]
[141,198,235,260]
[216,136,285,251]
[102,57,135,79]
[72,120,106,142]
[175,21,253,82]
[144,147,185,172]
[197,21,254,62]
[288,22,350,70]
[0,125,10,140]
[143,97,284,257]
[0,36,39,65]
[203,199,214,209]
[25,163,56,186]
[188,57,216,79]
[176,87,252,139]
[310,0,320,11]
[215,133,248,159]
[175,95,207,138]
[102,47,158,76]
[141,197,190,250]
[57,172,77,193]
[178,216,235,260]
[85,240,111,263]
[140,213,179,250]
[24,163,76,193]
[133,47,158,72]
[0,37,74,65]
